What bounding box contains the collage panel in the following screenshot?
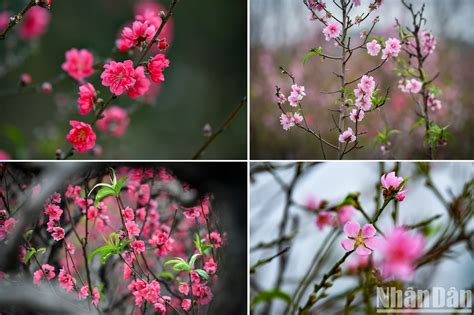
[0,162,247,314]
[250,0,474,160]
[250,162,474,314]
[0,0,247,160]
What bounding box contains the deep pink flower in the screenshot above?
[58,268,76,292]
[204,257,217,274]
[33,264,55,286]
[78,285,89,300]
[51,226,65,241]
[315,211,335,230]
[179,282,189,295]
[61,49,94,81]
[77,83,97,115]
[341,221,377,256]
[207,231,223,248]
[323,21,342,41]
[378,227,425,280]
[126,221,140,238]
[18,7,50,40]
[87,206,99,221]
[148,54,170,83]
[382,38,401,59]
[0,150,11,160]
[120,20,156,50]
[181,299,191,311]
[381,172,408,201]
[92,287,100,306]
[0,11,10,32]
[128,66,151,99]
[131,240,146,254]
[66,120,96,153]
[101,60,136,95]
[338,127,356,143]
[96,106,130,137]
[137,184,150,206]
[367,40,381,56]
[45,204,63,221]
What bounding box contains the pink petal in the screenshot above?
[356,245,372,256]
[364,236,380,250]
[344,221,360,238]
[380,174,387,189]
[341,239,355,251]
[362,224,376,238]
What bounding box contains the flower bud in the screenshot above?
[41,82,52,94]
[158,39,169,50]
[203,123,212,137]
[35,0,52,9]
[20,73,32,86]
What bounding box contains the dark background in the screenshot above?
[0,0,247,160]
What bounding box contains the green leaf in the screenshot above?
[94,187,117,207]
[164,259,183,266]
[24,248,36,264]
[410,118,426,133]
[251,289,292,308]
[188,253,200,268]
[303,47,323,64]
[158,271,175,280]
[194,269,209,280]
[114,176,128,195]
[87,244,117,264]
[368,36,385,45]
[89,183,114,196]
[172,262,191,272]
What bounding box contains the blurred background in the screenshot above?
[0,0,247,160]
[250,162,474,314]
[0,161,248,314]
[250,0,474,159]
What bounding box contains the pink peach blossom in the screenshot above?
[18,7,50,40]
[366,40,381,56]
[51,226,65,241]
[45,204,63,221]
[377,227,425,280]
[382,38,401,59]
[33,264,55,286]
[96,106,130,137]
[341,221,377,256]
[338,127,356,143]
[148,54,170,83]
[66,120,96,153]
[349,109,365,123]
[77,83,97,115]
[61,49,94,81]
[315,211,335,230]
[337,205,356,225]
[101,60,136,95]
[381,171,408,201]
[179,282,190,295]
[92,287,100,306]
[128,66,151,99]
[131,240,146,254]
[58,268,76,292]
[323,21,342,41]
[126,221,140,238]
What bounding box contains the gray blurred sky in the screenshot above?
[251,0,474,48]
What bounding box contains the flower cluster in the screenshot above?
[419,31,437,56]
[0,209,16,240]
[280,112,303,131]
[44,193,65,241]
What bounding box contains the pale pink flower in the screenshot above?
[66,120,96,153]
[315,211,335,230]
[18,7,50,40]
[349,109,365,123]
[51,226,65,241]
[381,171,408,201]
[277,93,286,104]
[347,255,369,273]
[353,0,361,6]
[337,205,356,225]
[338,127,356,143]
[181,299,191,311]
[427,93,442,111]
[128,66,151,99]
[280,113,295,131]
[131,240,146,254]
[323,21,342,41]
[382,38,401,59]
[293,112,303,125]
[359,75,376,93]
[419,31,436,55]
[61,49,94,81]
[96,106,130,137]
[148,54,170,83]
[377,227,425,280]
[366,40,381,56]
[101,60,136,95]
[66,241,76,255]
[399,79,422,94]
[77,83,97,115]
[341,221,377,255]
[288,92,303,107]
[4,217,16,234]
[305,195,324,211]
[126,221,140,238]
[58,268,76,292]
[33,264,55,286]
